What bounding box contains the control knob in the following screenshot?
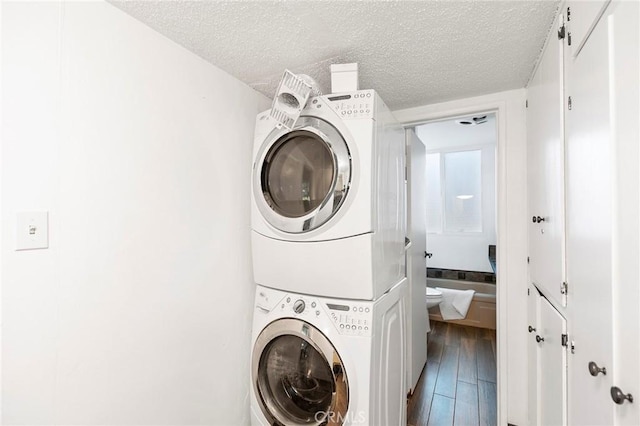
[293,299,305,314]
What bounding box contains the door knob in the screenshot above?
[588,361,606,376]
[611,386,633,405]
[535,216,545,223]
[536,335,544,343]
[528,326,536,333]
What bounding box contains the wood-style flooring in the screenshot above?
[407,321,497,426]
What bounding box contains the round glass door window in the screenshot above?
[263,130,334,218]
[253,319,349,425]
[255,117,351,234]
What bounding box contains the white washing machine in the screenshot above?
[249,279,407,426]
[251,89,406,300]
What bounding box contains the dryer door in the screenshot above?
[252,319,349,426]
[254,116,351,234]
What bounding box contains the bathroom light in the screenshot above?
[456,195,474,200]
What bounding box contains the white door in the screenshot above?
[405,129,428,393]
[527,11,567,308]
[538,296,567,426]
[527,285,540,426]
[565,3,614,424]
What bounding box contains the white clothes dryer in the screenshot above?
[249,279,407,426]
[251,90,406,300]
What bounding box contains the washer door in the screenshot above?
[252,319,349,425]
[254,116,351,234]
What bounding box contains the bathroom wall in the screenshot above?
[1,2,270,424]
[415,116,497,273]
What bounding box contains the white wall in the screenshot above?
[394,89,529,426]
[416,117,497,272]
[1,2,270,424]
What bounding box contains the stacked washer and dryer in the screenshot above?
[249,89,408,426]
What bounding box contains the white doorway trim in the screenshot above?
[394,88,529,426]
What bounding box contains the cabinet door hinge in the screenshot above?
[528,288,530,296]
[558,24,566,40]
[526,99,528,108]
[527,256,530,264]
[561,334,569,347]
[561,281,568,295]
[565,7,572,45]
[567,96,572,110]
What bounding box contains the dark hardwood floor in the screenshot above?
[407,321,497,426]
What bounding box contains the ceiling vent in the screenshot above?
[456,115,488,126]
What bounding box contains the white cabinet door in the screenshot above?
[527,285,540,426]
[568,0,610,56]
[565,3,614,424]
[528,288,567,426]
[527,12,566,308]
[538,296,567,426]
[608,1,640,424]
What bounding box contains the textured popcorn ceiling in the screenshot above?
[110,0,559,110]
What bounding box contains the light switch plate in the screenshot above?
[16,211,49,250]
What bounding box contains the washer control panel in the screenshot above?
[279,296,321,319]
[325,90,374,120]
[326,302,372,336]
[273,292,373,337]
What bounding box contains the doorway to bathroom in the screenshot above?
[420,113,497,327]
[397,90,529,425]
[408,113,498,425]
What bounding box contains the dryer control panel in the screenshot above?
[324,90,374,120]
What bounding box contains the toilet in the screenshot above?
[426,287,443,309]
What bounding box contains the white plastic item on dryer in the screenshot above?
[330,63,359,93]
[249,279,408,426]
[251,90,406,300]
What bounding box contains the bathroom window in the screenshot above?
[426,149,483,233]
[426,153,443,233]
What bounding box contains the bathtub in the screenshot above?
[427,277,496,329]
